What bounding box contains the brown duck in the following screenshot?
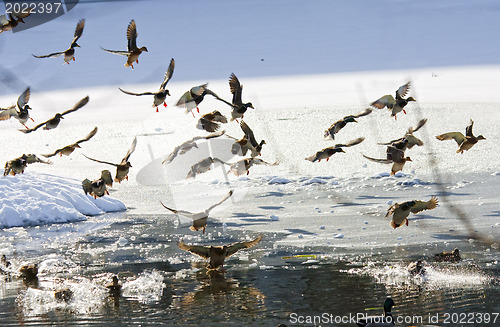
[178,235,262,272]
[371,82,416,119]
[306,137,365,162]
[102,20,148,69]
[386,196,439,229]
[436,119,485,153]
[42,127,97,158]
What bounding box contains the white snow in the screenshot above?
[0,173,126,228]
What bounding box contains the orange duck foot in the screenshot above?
[191,111,195,118]
[326,158,329,161]
[73,57,75,61]
[202,227,206,234]
[156,107,159,113]
[406,219,409,226]
[197,107,200,113]
[136,59,139,64]
[163,102,167,107]
[30,117,34,122]
[403,109,407,114]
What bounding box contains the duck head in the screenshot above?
[344,116,358,123]
[140,46,148,52]
[407,96,416,102]
[477,135,486,140]
[245,102,254,109]
[55,113,64,119]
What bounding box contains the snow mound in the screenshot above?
[0,173,126,228]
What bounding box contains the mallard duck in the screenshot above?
[54,288,73,302]
[42,127,97,158]
[106,275,122,293]
[229,158,279,176]
[0,10,31,33]
[371,82,416,119]
[436,119,485,154]
[162,131,225,164]
[82,170,113,198]
[176,84,229,117]
[0,87,34,128]
[119,58,175,112]
[407,260,426,276]
[378,119,427,149]
[178,235,262,271]
[363,145,412,175]
[356,298,395,327]
[434,248,461,262]
[228,73,254,122]
[196,110,228,132]
[186,157,228,179]
[386,196,439,229]
[101,20,148,69]
[19,96,89,133]
[324,108,372,140]
[161,190,233,233]
[33,19,85,64]
[19,263,38,280]
[229,121,266,157]
[84,137,136,183]
[3,154,51,176]
[306,137,365,162]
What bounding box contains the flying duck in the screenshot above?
[371,82,416,119]
[118,58,175,111]
[228,158,279,176]
[436,119,485,153]
[161,190,233,233]
[227,73,254,122]
[186,157,228,179]
[33,19,85,64]
[0,10,31,33]
[363,145,412,175]
[3,154,51,176]
[196,110,228,132]
[42,127,97,158]
[83,137,137,183]
[82,169,113,198]
[176,83,229,117]
[229,121,266,157]
[386,196,439,229]
[306,137,365,162]
[162,131,225,165]
[19,96,89,133]
[324,108,372,140]
[101,20,148,69]
[378,119,428,150]
[178,235,262,272]
[0,87,33,128]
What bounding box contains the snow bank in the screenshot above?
[0,173,126,229]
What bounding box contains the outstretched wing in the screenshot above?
[205,88,234,107]
[226,235,262,257]
[17,87,30,109]
[229,73,242,106]
[101,47,129,56]
[71,19,85,45]
[118,88,154,96]
[61,96,90,116]
[19,119,49,133]
[121,136,137,163]
[465,119,474,137]
[0,106,17,120]
[33,52,65,58]
[371,95,395,109]
[436,132,466,146]
[41,148,63,158]
[160,202,195,218]
[160,58,175,90]
[175,84,208,107]
[396,82,411,99]
[178,241,211,259]
[408,118,427,134]
[385,203,399,218]
[363,154,392,164]
[240,121,258,147]
[353,108,372,118]
[410,196,439,214]
[76,126,98,144]
[336,137,365,148]
[127,20,137,51]
[82,154,119,167]
[205,190,234,214]
[205,130,226,139]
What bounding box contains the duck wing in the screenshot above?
[175,84,208,107]
[205,190,233,214]
[363,154,392,164]
[177,241,210,259]
[396,82,411,99]
[226,235,262,257]
[71,19,85,46]
[118,88,154,96]
[101,47,129,56]
[82,154,119,167]
[160,202,196,219]
[436,132,466,146]
[33,51,65,58]
[240,121,258,147]
[465,119,474,137]
[410,196,439,214]
[19,119,49,133]
[353,108,372,118]
[122,136,137,163]
[335,137,365,148]
[76,126,98,144]
[229,73,243,106]
[371,95,395,109]
[408,118,427,134]
[126,20,137,51]
[17,87,30,109]
[0,106,18,120]
[61,96,90,116]
[159,58,175,90]
[205,88,234,107]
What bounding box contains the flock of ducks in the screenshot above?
[0,15,485,325]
